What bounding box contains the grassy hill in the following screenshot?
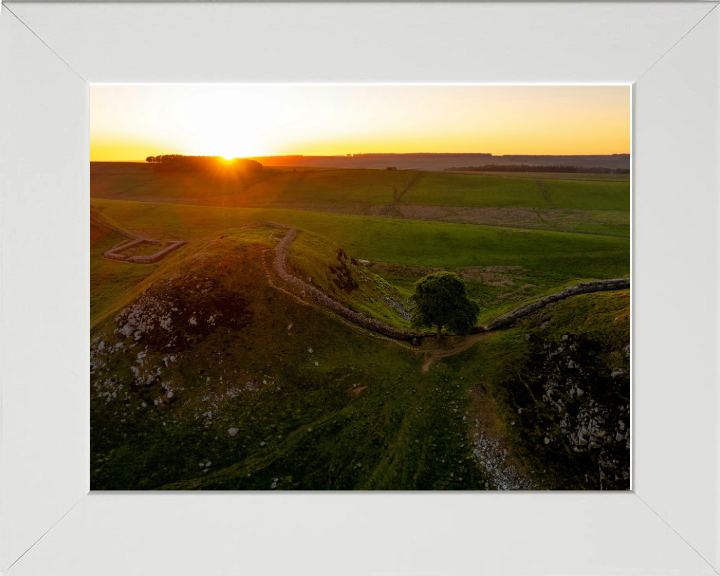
[90,223,630,490]
[91,225,491,490]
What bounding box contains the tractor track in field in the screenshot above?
[536,179,552,204]
[384,171,424,219]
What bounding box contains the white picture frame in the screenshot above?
[1,2,718,575]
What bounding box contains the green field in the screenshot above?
[92,165,416,206]
[542,179,630,210]
[92,163,630,237]
[402,172,546,208]
[448,170,630,182]
[402,172,630,211]
[90,163,630,491]
[91,198,629,274]
[244,168,416,205]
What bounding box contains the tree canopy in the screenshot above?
[410,272,480,339]
[144,154,262,173]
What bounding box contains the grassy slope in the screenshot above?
[91,217,193,329]
[92,166,417,207]
[91,226,487,490]
[286,230,412,330]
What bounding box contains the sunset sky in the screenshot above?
[90,85,630,161]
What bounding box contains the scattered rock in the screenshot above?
[228,428,238,437]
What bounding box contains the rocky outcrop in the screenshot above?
[526,333,630,489]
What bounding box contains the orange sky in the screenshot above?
[90,85,630,161]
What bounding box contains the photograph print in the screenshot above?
[90,85,631,491]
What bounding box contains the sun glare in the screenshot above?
[90,85,631,161]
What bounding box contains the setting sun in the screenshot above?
[90,85,629,161]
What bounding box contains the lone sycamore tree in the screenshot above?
[410,272,480,340]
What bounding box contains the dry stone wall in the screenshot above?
[102,233,186,264]
[104,238,145,261]
[129,241,186,264]
[481,279,630,331]
[270,224,422,339]
[269,222,630,341]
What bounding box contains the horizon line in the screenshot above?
[93,151,632,162]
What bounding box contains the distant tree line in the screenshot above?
[353,152,492,158]
[145,154,262,173]
[447,164,630,174]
